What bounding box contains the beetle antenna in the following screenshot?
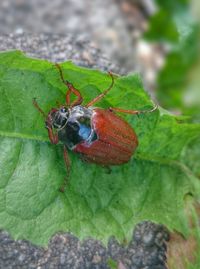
[137,103,158,114]
[33,98,46,118]
[56,100,62,107]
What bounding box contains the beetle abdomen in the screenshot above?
[74,108,138,165]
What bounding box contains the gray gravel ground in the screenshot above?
[0,222,169,269]
[0,33,121,73]
[0,0,166,88]
[0,0,137,73]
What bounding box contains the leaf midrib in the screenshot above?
[0,130,47,142]
[0,130,197,181]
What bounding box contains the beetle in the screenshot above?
[33,64,157,176]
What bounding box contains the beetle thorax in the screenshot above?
[57,105,97,150]
[69,105,93,121]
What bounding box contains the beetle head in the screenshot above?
[47,106,69,130]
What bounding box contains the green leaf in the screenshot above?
[0,51,200,245]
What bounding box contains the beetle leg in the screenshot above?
[66,81,83,107]
[63,146,71,177]
[46,126,59,144]
[59,179,68,193]
[80,154,89,164]
[102,165,112,174]
[86,72,114,107]
[33,99,59,144]
[32,98,46,118]
[108,104,158,115]
[59,146,71,193]
[45,109,59,144]
[55,63,83,107]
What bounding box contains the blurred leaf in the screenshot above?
[0,51,200,246]
[155,0,189,11]
[144,9,179,42]
[145,2,200,267]
[181,136,200,179]
[145,0,200,121]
